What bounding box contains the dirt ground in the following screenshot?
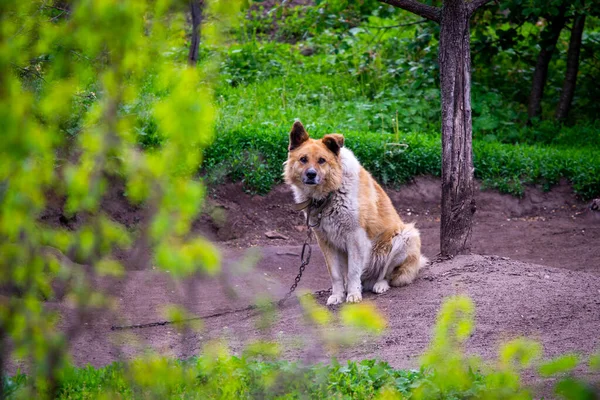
[199,177,600,273]
[10,177,600,397]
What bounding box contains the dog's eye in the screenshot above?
[318,157,326,164]
[299,156,308,164]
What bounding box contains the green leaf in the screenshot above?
[539,354,580,377]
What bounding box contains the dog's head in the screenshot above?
[283,121,344,197]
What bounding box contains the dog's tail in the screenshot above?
[389,223,427,287]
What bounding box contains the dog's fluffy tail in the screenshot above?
[389,223,427,287]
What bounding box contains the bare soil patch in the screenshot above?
[201,177,600,273]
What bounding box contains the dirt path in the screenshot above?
[9,177,600,396]
[49,249,600,363]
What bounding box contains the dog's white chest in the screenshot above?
[312,194,361,251]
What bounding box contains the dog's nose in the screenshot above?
[306,168,317,180]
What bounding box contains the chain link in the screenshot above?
[277,194,333,307]
[278,228,313,307]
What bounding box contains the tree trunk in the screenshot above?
[188,0,204,66]
[377,0,494,257]
[556,14,586,121]
[527,7,567,121]
[439,0,476,256]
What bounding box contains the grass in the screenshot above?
[11,2,598,201]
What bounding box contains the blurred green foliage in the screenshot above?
[4,356,425,399]
[1,0,240,397]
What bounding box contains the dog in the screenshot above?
[284,121,427,304]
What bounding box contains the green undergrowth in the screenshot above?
[3,359,425,399]
[195,19,599,199]
[36,3,598,201]
[202,128,600,200]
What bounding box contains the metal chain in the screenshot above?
[277,228,313,307]
[277,194,331,307]
[110,200,330,331]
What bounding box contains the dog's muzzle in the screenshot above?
[302,168,319,185]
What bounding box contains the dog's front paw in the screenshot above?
[372,280,390,294]
[346,292,362,303]
[327,293,345,306]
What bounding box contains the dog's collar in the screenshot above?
[294,192,334,229]
[293,192,333,213]
[292,199,312,212]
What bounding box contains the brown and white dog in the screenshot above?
[284,121,427,304]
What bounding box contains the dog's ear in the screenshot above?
[289,121,309,151]
[322,134,344,156]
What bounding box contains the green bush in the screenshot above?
[28,1,596,194]
[203,128,600,200]
[201,6,598,199]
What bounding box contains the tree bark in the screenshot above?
[438,0,476,256]
[377,0,493,256]
[527,7,567,121]
[556,14,586,121]
[188,0,204,66]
